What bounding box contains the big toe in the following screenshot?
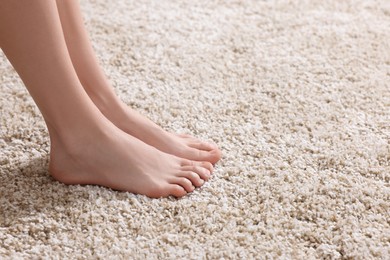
[169,184,188,197]
[146,183,188,198]
[188,141,218,151]
[209,148,222,164]
[183,146,221,164]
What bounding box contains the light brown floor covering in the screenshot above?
[1,0,389,258]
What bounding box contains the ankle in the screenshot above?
[94,95,129,124]
[47,114,112,155]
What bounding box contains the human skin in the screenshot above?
[0,0,219,198]
[55,0,222,164]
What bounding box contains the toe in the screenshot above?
[144,183,171,198]
[191,147,222,164]
[188,141,217,151]
[178,169,206,186]
[169,185,187,197]
[180,159,195,167]
[181,160,214,173]
[181,166,210,181]
[196,161,214,173]
[189,148,219,163]
[177,133,193,139]
[171,177,195,192]
[209,148,222,164]
[144,181,188,198]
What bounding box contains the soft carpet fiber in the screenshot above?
[1,0,389,258]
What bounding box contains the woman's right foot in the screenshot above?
[48,122,213,198]
[96,100,222,165]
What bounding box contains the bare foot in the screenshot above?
[51,0,221,165]
[99,101,222,164]
[48,122,213,198]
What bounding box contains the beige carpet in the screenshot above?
[1,0,389,258]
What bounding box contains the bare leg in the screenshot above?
[0,0,212,198]
[55,0,222,164]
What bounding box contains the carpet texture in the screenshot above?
[1,0,389,258]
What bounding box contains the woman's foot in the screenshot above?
[0,0,216,198]
[48,121,213,198]
[98,100,222,164]
[54,0,222,164]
